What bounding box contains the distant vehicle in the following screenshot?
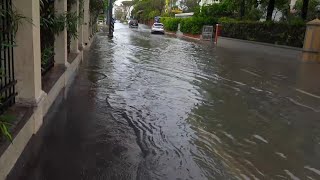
[98,20,104,25]
[129,20,138,28]
[151,23,164,34]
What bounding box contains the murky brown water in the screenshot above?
[14,23,320,180]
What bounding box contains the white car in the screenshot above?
[151,23,165,34]
[98,20,104,25]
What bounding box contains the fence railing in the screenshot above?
[0,0,17,114]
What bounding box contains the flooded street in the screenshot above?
[15,23,320,180]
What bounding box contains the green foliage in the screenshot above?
[196,3,233,18]
[244,7,263,21]
[220,20,306,47]
[180,17,217,34]
[148,10,160,19]
[132,0,166,21]
[90,0,105,15]
[40,2,80,39]
[294,0,319,20]
[161,17,181,31]
[0,2,26,51]
[41,46,54,67]
[0,115,15,142]
[180,0,200,13]
[66,11,80,39]
[40,12,78,37]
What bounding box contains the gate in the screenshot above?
[202,25,214,41]
[0,0,17,113]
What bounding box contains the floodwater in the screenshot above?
[15,23,320,180]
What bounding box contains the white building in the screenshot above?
[199,0,220,6]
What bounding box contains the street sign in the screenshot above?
[155,16,160,23]
[202,26,214,41]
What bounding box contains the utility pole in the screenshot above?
[108,0,114,37]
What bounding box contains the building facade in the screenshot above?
[199,0,220,7]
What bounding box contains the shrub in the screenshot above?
[148,10,160,20]
[195,3,233,18]
[220,21,306,48]
[161,17,181,32]
[180,17,218,34]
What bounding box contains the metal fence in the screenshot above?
[0,0,17,113]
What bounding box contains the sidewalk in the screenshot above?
[216,37,301,61]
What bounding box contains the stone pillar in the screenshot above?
[302,19,320,63]
[70,0,80,53]
[83,0,90,45]
[13,0,45,106]
[54,0,68,65]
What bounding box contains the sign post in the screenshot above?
[215,24,222,45]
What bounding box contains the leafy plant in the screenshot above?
[66,11,79,39]
[0,114,15,142]
[180,17,218,34]
[0,3,25,141]
[220,20,306,47]
[161,17,181,31]
[41,46,55,66]
[0,2,26,51]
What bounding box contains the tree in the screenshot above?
[295,0,318,20]
[114,6,124,20]
[240,0,245,18]
[301,0,309,20]
[180,0,201,12]
[132,0,166,21]
[266,0,276,20]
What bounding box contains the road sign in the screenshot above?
[202,26,214,41]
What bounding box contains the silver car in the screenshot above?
[151,23,164,34]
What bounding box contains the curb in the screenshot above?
[165,31,200,41]
[219,37,302,51]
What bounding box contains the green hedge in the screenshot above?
[220,21,306,48]
[161,17,181,32]
[180,17,218,34]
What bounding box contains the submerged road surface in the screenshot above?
[14,23,320,180]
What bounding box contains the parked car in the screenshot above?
[129,20,138,28]
[151,23,164,34]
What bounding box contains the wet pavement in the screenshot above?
[15,23,320,180]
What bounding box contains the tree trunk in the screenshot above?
[266,0,275,21]
[240,0,245,18]
[301,0,309,20]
